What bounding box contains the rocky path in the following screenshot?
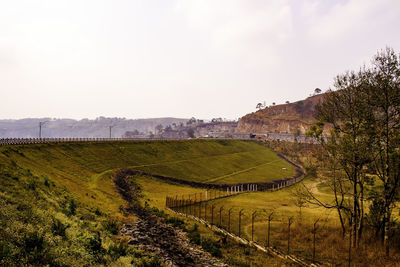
[120,212,227,267]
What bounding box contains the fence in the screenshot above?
[0,137,193,146]
[167,192,344,266]
[166,185,258,209]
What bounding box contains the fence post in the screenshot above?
[211,204,216,225]
[205,203,208,221]
[287,217,293,255]
[267,212,273,247]
[219,206,224,227]
[228,207,234,232]
[198,202,201,218]
[313,218,320,263]
[251,211,257,241]
[239,209,244,238]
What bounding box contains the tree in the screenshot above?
[187,128,195,138]
[286,101,290,104]
[272,102,276,106]
[187,117,197,125]
[365,47,400,255]
[314,88,322,95]
[306,47,400,253]
[308,69,375,247]
[256,103,263,110]
[155,124,163,134]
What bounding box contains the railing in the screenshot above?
[0,137,202,146]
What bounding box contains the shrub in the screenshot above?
[51,219,68,238]
[0,242,11,261]
[108,242,129,260]
[187,223,200,245]
[27,180,36,191]
[43,176,50,187]
[24,231,45,253]
[23,231,55,265]
[103,219,119,235]
[200,237,222,258]
[64,199,77,216]
[85,232,104,255]
[94,208,102,216]
[305,164,317,178]
[166,217,185,228]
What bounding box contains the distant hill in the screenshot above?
[0,117,188,138]
[236,94,325,134]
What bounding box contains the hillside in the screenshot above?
[0,140,294,265]
[236,94,324,134]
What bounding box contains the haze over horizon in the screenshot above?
[1,0,400,120]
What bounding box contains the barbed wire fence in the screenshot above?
[166,188,358,266]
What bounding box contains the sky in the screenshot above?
[1,0,400,120]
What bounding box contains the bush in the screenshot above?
[187,223,200,245]
[305,164,317,178]
[85,232,104,256]
[108,242,129,260]
[51,219,68,238]
[166,217,185,228]
[23,231,54,265]
[94,208,102,216]
[43,176,50,187]
[24,231,45,253]
[0,242,11,261]
[27,180,36,191]
[103,219,119,235]
[200,237,222,258]
[64,199,76,216]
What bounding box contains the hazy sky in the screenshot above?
[1,0,400,120]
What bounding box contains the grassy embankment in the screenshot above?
[0,140,294,266]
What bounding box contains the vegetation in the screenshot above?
[0,140,295,265]
[308,47,400,254]
[0,154,157,266]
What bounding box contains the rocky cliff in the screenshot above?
[236,94,324,134]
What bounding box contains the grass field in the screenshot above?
[0,140,293,217]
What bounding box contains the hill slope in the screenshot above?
[0,140,294,265]
[0,140,293,216]
[236,94,324,134]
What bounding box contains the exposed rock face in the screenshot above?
[236,94,324,134]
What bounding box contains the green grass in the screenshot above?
[0,139,295,266]
[0,153,157,266]
[133,172,341,264]
[0,140,293,217]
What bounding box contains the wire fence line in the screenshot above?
[167,193,327,266]
[166,206,319,267]
[0,137,201,146]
